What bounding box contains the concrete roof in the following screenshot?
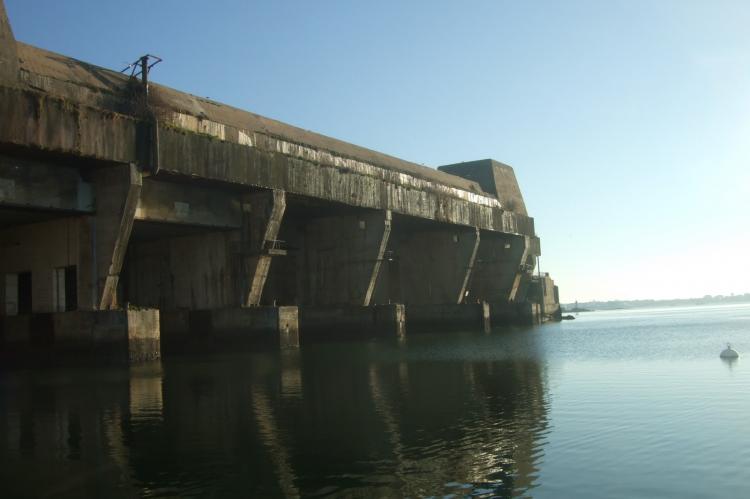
[15,42,485,195]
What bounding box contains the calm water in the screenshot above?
[2,303,750,498]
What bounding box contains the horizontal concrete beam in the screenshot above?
[0,86,535,237]
[0,87,138,162]
[135,178,242,228]
[0,154,93,212]
[157,126,535,235]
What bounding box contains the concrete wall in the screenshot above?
[0,0,18,85]
[406,302,490,332]
[0,308,160,363]
[124,229,239,310]
[0,84,535,237]
[468,232,528,304]
[392,224,479,305]
[0,154,93,212]
[525,273,560,322]
[299,304,405,338]
[294,211,389,306]
[136,179,242,229]
[0,1,552,334]
[0,217,87,313]
[439,159,529,216]
[159,306,298,352]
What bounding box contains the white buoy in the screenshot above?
[720,343,739,359]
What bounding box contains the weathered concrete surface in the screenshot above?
[0,86,139,161]
[467,232,531,304]
[0,0,560,354]
[508,236,533,302]
[8,40,482,193]
[243,190,286,306]
[125,230,237,310]
[299,304,405,339]
[155,126,534,234]
[528,273,561,322]
[294,210,391,306]
[0,308,160,364]
[406,302,490,333]
[160,306,299,352]
[91,163,142,310]
[0,154,93,213]
[0,40,537,237]
[392,223,480,305]
[491,302,541,326]
[0,0,18,84]
[135,178,242,229]
[126,309,161,361]
[439,159,529,216]
[0,217,86,312]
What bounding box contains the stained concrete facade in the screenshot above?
[0,0,559,360]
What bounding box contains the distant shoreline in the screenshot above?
[562,294,750,312]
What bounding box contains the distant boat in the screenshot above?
[720,344,739,359]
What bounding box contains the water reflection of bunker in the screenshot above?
[0,332,549,498]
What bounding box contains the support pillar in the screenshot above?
[242,189,286,307]
[456,227,480,304]
[508,236,532,302]
[85,163,142,311]
[364,210,392,306]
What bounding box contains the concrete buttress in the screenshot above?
[243,189,286,306]
[87,163,142,310]
[364,210,392,306]
[508,236,534,302]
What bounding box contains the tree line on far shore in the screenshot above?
[562,293,750,312]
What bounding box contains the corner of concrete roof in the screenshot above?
[0,0,20,85]
[437,158,528,215]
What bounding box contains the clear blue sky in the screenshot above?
[6,0,749,302]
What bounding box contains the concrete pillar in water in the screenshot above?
[242,189,286,307]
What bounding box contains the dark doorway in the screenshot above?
[17,271,32,314]
[64,265,77,311]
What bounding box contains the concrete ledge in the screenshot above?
[406,302,491,333]
[299,304,405,340]
[160,306,299,353]
[0,309,160,365]
[491,302,541,326]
